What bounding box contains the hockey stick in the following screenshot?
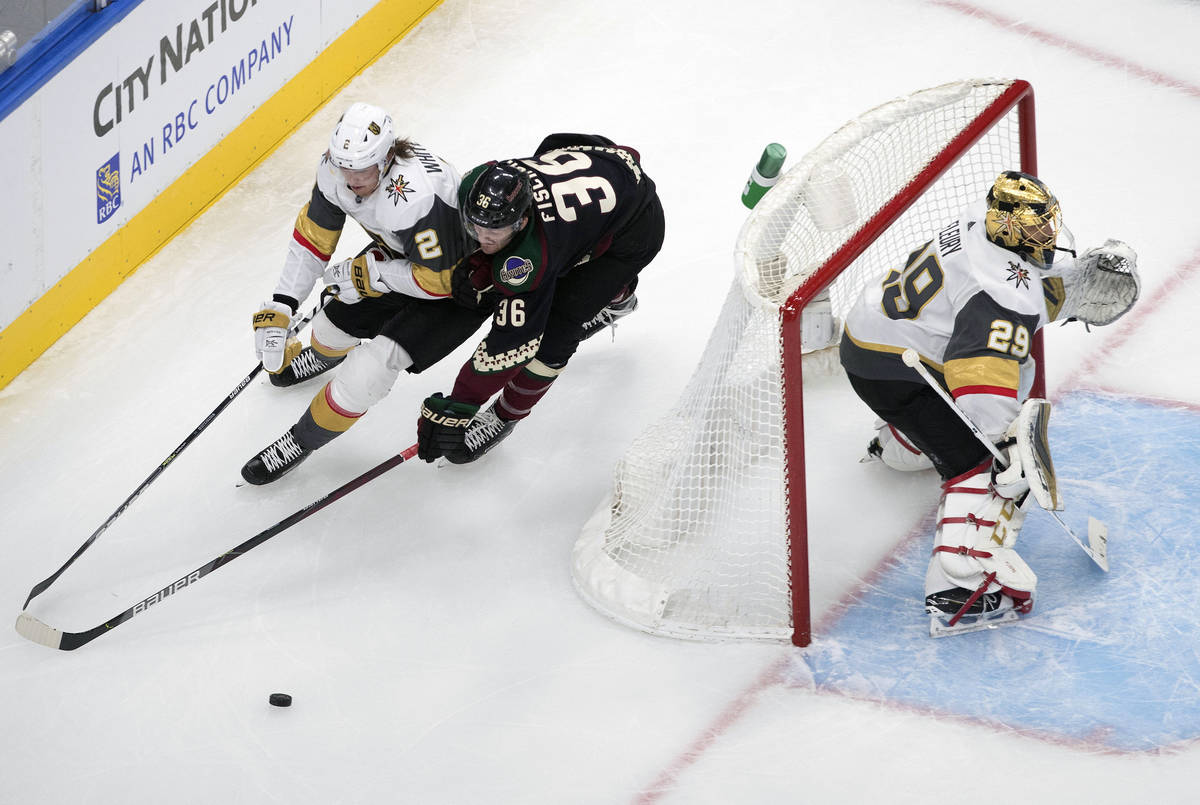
[901,349,1109,571]
[22,301,325,609]
[15,444,419,651]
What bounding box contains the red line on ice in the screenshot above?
[930,0,1200,100]
[1058,244,1200,396]
[634,657,790,804]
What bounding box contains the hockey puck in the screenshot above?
[268,693,292,707]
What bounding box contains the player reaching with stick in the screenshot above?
[242,102,487,484]
[415,133,666,465]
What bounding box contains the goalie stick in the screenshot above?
[22,301,325,609]
[14,442,418,652]
[901,349,1109,571]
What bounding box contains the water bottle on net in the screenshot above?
[741,143,787,209]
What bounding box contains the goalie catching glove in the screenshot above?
[417,393,480,462]
[1052,239,1140,326]
[253,300,301,373]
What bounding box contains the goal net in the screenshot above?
[573,78,1040,646]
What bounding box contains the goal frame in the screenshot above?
[782,79,1041,646]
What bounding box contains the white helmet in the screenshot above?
[328,102,395,175]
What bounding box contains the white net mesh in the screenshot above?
[572,79,1031,642]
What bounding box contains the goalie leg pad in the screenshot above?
[866,419,934,472]
[927,460,1037,601]
[326,335,413,414]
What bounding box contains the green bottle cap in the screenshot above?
[755,143,787,179]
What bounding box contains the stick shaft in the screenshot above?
[23,305,321,607]
[17,444,419,650]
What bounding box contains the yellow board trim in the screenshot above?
[0,0,444,390]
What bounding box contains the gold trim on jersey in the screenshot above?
[413,264,453,296]
[944,355,1020,395]
[294,203,342,259]
[842,327,946,373]
[1042,276,1066,321]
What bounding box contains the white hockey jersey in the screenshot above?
[272,143,468,309]
[840,201,1059,440]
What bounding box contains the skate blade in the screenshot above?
[928,608,1021,638]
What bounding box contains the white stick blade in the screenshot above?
[14,613,64,649]
[1087,517,1110,572]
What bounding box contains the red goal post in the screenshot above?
[573,79,1042,647]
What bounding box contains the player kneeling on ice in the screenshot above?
[415,134,665,465]
[242,102,487,485]
[838,171,1139,635]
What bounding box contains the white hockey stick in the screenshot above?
[901,349,1109,571]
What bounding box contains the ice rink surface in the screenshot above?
[3,0,1200,802]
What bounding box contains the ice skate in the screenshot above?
[580,290,638,342]
[925,586,1028,637]
[241,426,313,484]
[269,347,345,387]
[447,403,517,464]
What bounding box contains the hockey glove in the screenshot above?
[253,300,301,373]
[324,248,388,304]
[417,393,480,462]
[451,254,499,313]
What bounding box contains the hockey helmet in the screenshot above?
[984,171,1062,269]
[328,102,396,177]
[462,162,532,237]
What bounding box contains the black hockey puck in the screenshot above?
[268,693,292,707]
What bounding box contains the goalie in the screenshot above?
[838,171,1139,635]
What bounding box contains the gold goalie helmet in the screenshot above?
[984,171,1063,269]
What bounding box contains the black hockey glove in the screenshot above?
[451,255,499,314]
[417,393,480,462]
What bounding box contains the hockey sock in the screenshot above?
[293,382,364,449]
[496,360,563,421]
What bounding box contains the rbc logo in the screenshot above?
[96,154,121,224]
